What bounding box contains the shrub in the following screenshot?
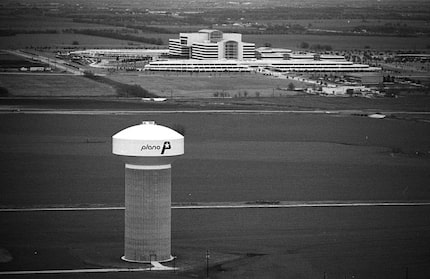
[300,41,309,49]
[83,73,155,98]
[287,82,295,91]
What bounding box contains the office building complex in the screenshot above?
[169,29,255,60]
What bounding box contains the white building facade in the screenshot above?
[168,29,255,60]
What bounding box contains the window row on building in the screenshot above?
[144,59,381,73]
[144,61,252,72]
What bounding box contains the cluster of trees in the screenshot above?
[72,18,173,34]
[0,29,58,36]
[213,91,231,98]
[71,13,207,29]
[352,23,429,36]
[300,42,333,51]
[383,75,395,82]
[83,71,156,98]
[65,29,164,45]
[264,24,307,34]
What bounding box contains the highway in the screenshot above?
[4,50,84,75]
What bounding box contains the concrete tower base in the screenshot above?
[123,164,172,263]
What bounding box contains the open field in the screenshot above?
[244,34,430,50]
[1,207,429,279]
[1,94,430,115]
[0,16,119,31]
[255,19,430,31]
[0,73,116,97]
[0,111,429,207]
[108,72,308,98]
[0,106,429,278]
[141,32,430,50]
[0,74,117,97]
[2,31,429,50]
[0,34,155,49]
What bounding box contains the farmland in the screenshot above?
[0,16,117,31]
[108,72,308,98]
[243,34,430,51]
[1,111,429,207]
[1,31,429,51]
[0,106,429,278]
[0,33,157,50]
[0,74,116,97]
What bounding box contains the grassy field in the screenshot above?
[0,109,429,278]
[1,31,429,50]
[0,15,119,30]
[108,72,307,98]
[256,19,430,31]
[244,33,430,50]
[1,207,429,279]
[0,34,157,49]
[0,74,117,97]
[0,112,429,206]
[127,32,430,50]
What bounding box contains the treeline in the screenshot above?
[65,29,164,45]
[83,71,156,98]
[0,28,165,44]
[352,24,430,36]
[71,14,207,30]
[300,42,333,51]
[0,29,58,36]
[72,18,174,34]
[204,7,430,21]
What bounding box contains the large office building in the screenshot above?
[146,33,381,72]
[169,29,255,60]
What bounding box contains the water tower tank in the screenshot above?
[112,121,184,263]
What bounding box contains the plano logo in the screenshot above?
[140,141,171,154]
[161,141,171,154]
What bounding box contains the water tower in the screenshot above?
[112,121,184,263]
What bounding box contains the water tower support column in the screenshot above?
[124,164,172,262]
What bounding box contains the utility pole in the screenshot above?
[206,250,210,278]
[173,254,176,273]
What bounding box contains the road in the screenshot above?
[1,105,430,116]
[4,50,84,75]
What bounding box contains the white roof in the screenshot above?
[113,121,182,141]
[112,122,184,158]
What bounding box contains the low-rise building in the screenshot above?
[345,72,384,85]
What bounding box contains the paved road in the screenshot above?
[2,201,430,212]
[4,50,84,75]
[1,106,430,116]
